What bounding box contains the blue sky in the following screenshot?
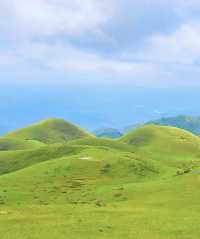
[0,0,200,132]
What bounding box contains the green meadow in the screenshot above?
[0,119,200,239]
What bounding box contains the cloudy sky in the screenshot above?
[0,0,200,132]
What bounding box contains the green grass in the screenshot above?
[120,125,200,167]
[4,118,92,144]
[0,137,45,151]
[0,123,200,238]
[0,144,87,175]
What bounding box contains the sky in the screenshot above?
[1,0,200,133]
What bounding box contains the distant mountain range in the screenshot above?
[94,128,123,138]
[2,115,200,140]
[147,115,200,136]
[94,115,200,138]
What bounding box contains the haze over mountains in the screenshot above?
[147,115,200,136]
[94,128,123,139]
[1,114,200,141]
[94,115,200,138]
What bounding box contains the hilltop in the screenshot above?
[147,115,200,135]
[120,124,200,148]
[3,118,91,144]
[120,125,200,169]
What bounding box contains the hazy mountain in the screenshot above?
[94,128,123,138]
[147,115,200,135]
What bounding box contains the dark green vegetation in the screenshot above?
[147,115,200,135]
[0,119,200,239]
[94,128,123,138]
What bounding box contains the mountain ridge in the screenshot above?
[146,115,200,135]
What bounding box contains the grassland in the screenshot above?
[4,118,91,144]
[0,121,200,239]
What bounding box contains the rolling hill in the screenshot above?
[0,120,200,239]
[120,125,200,169]
[120,124,200,149]
[3,118,91,144]
[0,137,45,151]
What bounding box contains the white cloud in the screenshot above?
[1,0,200,87]
[0,51,17,66]
[140,23,200,65]
[0,0,115,39]
[0,41,158,82]
[0,36,169,88]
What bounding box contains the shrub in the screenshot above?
[101,164,112,174]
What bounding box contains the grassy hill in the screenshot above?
[0,121,200,238]
[4,118,91,144]
[0,137,44,151]
[0,144,87,176]
[120,124,200,154]
[120,125,200,171]
[147,115,200,135]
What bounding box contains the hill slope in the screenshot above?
[120,125,200,168]
[147,115,200,135]
[0,139,200,239]
[4,118,91,144]
[0,123,200,238]
[120,124,200,148]
[0,137,44,151]
[0,144,87,176]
